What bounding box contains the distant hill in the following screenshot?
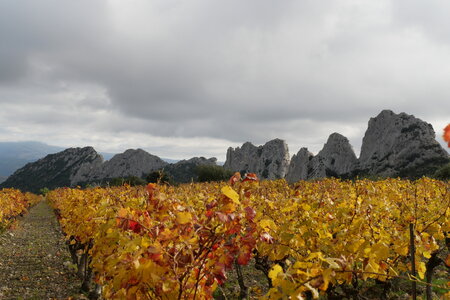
[0,141,65,180]
[0,147,103,193]
[0,146,215,192]
[0,141,116,183]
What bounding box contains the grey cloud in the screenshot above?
[392,0,450,43]
[0,0,448,159]
[0,0,109,83]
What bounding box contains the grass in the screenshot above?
[432,275,448,295]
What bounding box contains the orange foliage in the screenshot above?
[444,124,450,147]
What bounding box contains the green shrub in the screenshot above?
[146,170,174,185]
[433,163,450,180]
[39,187,50,196]
[196,165,234,182]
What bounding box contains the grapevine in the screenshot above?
[48,177,449,299]
[0,188,42,231]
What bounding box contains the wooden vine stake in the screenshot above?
[409,223,417,300]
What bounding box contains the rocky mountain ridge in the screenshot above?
[226,110,449,182]
[0,141,117,183]
[0,147,217,192]
[0,147,103,193]
[223,139,290,180]
[358,110,449,177]
[80,149,168,184]
[284,133,359,182]
[0,110,448,192]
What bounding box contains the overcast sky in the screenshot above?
[0,0,449,160]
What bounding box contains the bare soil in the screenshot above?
[0,201,85,299]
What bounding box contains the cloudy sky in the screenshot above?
[1,0,449,160]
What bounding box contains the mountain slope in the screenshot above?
[0,147,103,193]
[0,141,117,183]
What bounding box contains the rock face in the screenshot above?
[359,110,449,177]
[86,149,168,184]
[223,139,290,180]
[0,146,218,190]
[0,147,103,193]
[287,111,449,181]
[70,154,104,185]
[285,148,313,183]
[308,133,358,179]
[286,133,358,182]
[1,110,447,191]
[164,157,217,183]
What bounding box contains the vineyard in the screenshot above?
[46,177,449,299]
[0,188,42,231]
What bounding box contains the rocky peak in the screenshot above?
[224,139,290,179]
[184,157,217,165]
[286,133,358,182]
[224,142,258,173]
[285,148,313,183]
[241,142,258,151]
[314,132,358,176]
[0,147,103,193]
[359,110,449,177]
[85,148,168,184]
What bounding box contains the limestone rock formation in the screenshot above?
[285,148,313,183]
[70,154,104,185]
[0,147,103,193]
[224,139,290,180]
[286,133,358,182]
[308,133,358,179]
[86,149,168,183]
[359,110,449,177]
[1,110,447,191]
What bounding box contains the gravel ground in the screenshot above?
[0,201,86,299]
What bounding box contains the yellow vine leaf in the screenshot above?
[221,186,240,204]
[423,250,431,259]
[293,261,313,270]
[269,264,283,280]
[141,237,152,248]
[363,259,379,280]
[176,211,192,224]
[417,262,426,280]
[259,218,277,231]
[371,242,390,261]
[301,203,311,211]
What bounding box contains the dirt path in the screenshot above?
[0,201,85,299]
